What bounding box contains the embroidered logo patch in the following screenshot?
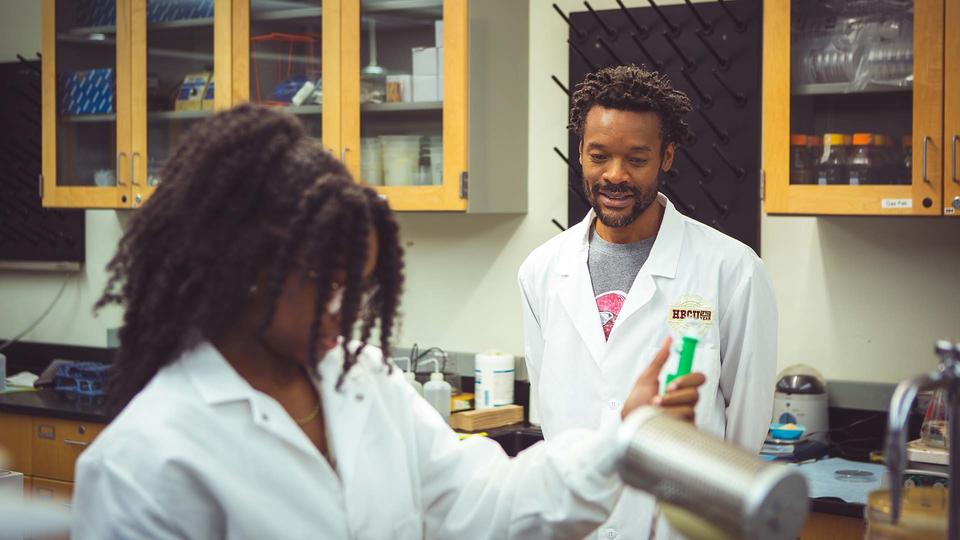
[667,295,714,333]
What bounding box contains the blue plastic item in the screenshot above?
[270,75,311,103]
[769,422,806,440]
[53,361,109,396]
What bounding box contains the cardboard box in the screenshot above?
[413,75,438,102]
[412,46,438,76]
[62,68,114,115]
[175,72,211,112]
[201,79,214,110]
[386,74,412,102]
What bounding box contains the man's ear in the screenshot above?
[578,139,584,167]
[661,142,676,172]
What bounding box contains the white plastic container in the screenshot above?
[474,352,515,410]
[360,137,383,185]
[380,135,421,186]
[424,371,451,423]
[404,371,424,397]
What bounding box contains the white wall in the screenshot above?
[0,0,124,347]
[2,0,958,383]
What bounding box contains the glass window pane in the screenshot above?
[55,0,118,187]
[790,1,914,186]
[359,0,443,187]
[249,0,323,140]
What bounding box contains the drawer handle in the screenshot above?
[63,439,88,447]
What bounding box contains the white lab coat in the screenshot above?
[519,194,777,540]
[71,341,625,539]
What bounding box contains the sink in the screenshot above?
[488,428,543,457]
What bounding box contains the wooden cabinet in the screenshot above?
[800,512,866,539]
[29,477,75,504]
[0,412,104,502]
[0,413,33,475]
[945,0,960,213]
[42,0,232,209]
[762,0,955,217]
[32,417,104,483]
[44,0,528,213]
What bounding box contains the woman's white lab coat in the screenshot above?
[518,195,778,540]
[71,341,623,539]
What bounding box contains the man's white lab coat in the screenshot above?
[519,194,777,540]
[72,341,625,539]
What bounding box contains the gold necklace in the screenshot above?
[295,397,321,425]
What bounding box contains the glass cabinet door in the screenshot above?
[244,0,324,140]
[43,0,129,207]
[354,0,444,189]
[764,0,943,215]
[130,0,220,207]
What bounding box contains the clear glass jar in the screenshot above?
[790,134,817,184]
[848,133,879,185]
[817,133,851,185]
[865,488,947,540]
[900,134,913,185]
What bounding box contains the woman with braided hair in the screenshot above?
[70,104,695,539]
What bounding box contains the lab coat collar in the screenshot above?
[179,340,343,466]
[553,194,685,359]
[560,193,683,280]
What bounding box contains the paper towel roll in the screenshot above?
[474,352,515,410]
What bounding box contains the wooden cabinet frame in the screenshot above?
[762,0,946,216]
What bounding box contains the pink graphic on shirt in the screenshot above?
[596,291,627,340]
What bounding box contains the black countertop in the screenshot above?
[0,389,111,423]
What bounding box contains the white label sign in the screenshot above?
[946,207,957,215]
[881,198,913,209]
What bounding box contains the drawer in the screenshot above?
[28,477,72,540]
[0,412,33,475]
[29,477,73,505]
[800,512,865,539]
[31,417,104,482]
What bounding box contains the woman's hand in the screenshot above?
[621,337,707,422]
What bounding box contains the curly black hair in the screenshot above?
[96,104,404,412]
[568,65,693,152]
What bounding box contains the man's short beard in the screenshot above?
[584,175,662,228]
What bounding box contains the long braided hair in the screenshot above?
[96,104,404,412]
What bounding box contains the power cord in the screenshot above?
[0,279,70,352]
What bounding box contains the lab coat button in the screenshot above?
[607,399,621,411]
[603,528,618,539]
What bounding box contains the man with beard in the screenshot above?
[518,65,777,539]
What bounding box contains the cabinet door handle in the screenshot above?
[63,439,89,447]
[952,134,958,184]
[341,147,350,162]
[131,152,141,186]
[921,136,931,183]
[116,152,128,186]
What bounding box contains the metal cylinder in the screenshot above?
[617,407,809,540]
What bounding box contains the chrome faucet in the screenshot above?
[885,340,959,537]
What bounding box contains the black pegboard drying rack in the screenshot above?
[0,56,84,270]
[554,0,762,254]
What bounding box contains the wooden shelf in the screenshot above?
[63,110,213,123]
[792,82,913,96]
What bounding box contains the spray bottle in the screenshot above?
[421,356,451,423]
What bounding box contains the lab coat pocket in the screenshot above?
[654,345,722,435]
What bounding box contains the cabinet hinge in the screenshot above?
[459,171,468,199]
[38,173,43,200]
[760,169,765,201]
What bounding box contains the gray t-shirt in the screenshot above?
[588,226,656,340]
